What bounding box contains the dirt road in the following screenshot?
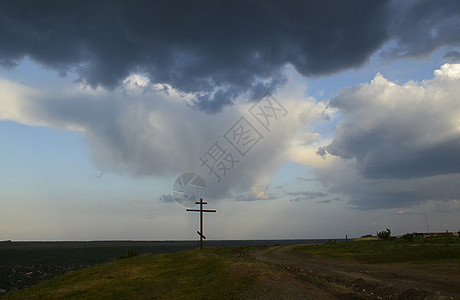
[250,245,460,299]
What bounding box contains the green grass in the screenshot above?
[292,237,460,264]
[3,247,278,299]
[5,239,460,299]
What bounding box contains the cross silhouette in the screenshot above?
[186,198,216,250]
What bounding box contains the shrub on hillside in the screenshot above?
[401,232,417,242]
[118,248,138,259]
[377,228,392,240]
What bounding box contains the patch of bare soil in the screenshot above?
[250,245,460,300]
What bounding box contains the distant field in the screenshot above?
[0,241,201,266]
[0,239,332,265]
[292,237,460,264]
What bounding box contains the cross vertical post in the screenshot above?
[186,198,216,250]
[199,200,203,249]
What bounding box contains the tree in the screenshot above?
[118,248,138,259]
[377,228,391,240]
[401,232,416,242]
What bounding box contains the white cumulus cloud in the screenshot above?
[0,71,328,201]
[314,63,460,209]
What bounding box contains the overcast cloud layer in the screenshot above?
[0,0,458,112]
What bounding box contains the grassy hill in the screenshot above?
[4,237,460,299]
[3,246,296,299]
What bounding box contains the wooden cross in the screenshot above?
[186,198,216,250]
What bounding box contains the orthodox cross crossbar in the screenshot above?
[186,198,216,250]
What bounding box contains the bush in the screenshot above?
[118,248,138,259]
[401,233,416,242]
[361,234,373,238]
[377,228,392,240]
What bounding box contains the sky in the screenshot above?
[0,0,459,240]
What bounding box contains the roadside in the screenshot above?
[250,244,460,299]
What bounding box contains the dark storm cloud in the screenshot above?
[347,174,460,210]
[0,0,420,112]
[2,0,457,112]
[296,177,315,182]
[327,132,460,180]
[443,51,460,63]
[362,137,460,179]
[2,1,458,112]
[316,199,332,204]
[285,191,328,201]
[383,0,460,59]
[316,146,327,158]
[315,157,460,210]
[232,192,277,202]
